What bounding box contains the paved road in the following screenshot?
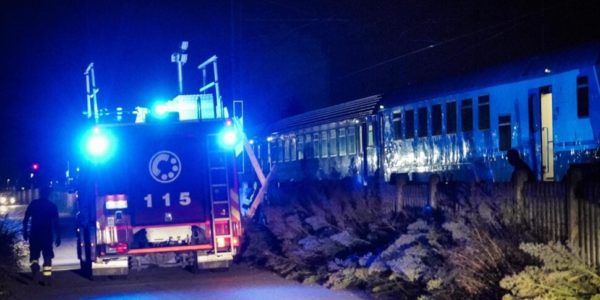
[5,204,371,299]
[8,264,370,300]
[0,204,27,221]
[4,204,80,271]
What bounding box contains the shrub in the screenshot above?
[243,179,539,299]
[0,217,24,299]
[500,242,600,299]
[433,182,534,299]
[243,178,412,284]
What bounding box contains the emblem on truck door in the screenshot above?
[149,150,182,183]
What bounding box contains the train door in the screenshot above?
[528,86,554,181]
[540,86,554,181]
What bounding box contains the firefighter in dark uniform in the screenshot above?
[22,186,61,285]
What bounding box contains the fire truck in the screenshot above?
[76,54,246,277]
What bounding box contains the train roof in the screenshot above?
[266,94,382,134]
[383,42,600,106]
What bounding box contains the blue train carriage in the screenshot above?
[381,43,600,182]
[262,95,383,182]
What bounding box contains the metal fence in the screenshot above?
[16,188,39,204]
[393,171,600,267]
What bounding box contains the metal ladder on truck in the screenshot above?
[204,133,235,266]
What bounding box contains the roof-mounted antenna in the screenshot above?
[171,41,189,94]
[84,63,100,124]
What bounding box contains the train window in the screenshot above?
[461,99,473,132]
[478,95,490,130]
[278,139,284,162]
[432,104,442,136]
[368,124,375,146]
[321,131,328,158]
[270,140,278,163]
[498,115,511,151]
[577,76,589,118]
[290,137,297,161]
[297,135,304,160]
[392,112,402,139]
[348,126,357,155]
[284,138,290,162]
[329,129,338,156]
[338,128,347,156]
[418,107,428,137]
[405,110,415,138]
[305,134,312,158]
[313,133,320,158]
[446,101,457,134]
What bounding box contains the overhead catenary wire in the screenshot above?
[340,2,562,79]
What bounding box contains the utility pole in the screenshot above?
[171,41,189,94]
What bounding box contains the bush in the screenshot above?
[243,179,539,299]
[500,242,600,299]
[243,178,412,283]
[0,217,24,299]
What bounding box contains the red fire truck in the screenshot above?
[76,115,243,277]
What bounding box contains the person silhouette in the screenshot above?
[507,148,535,182]
[23,186,61,285]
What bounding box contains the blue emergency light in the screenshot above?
[219,128,238,148]
[82,127,115,162]
[153,102,169,117]
[218,120,239,149]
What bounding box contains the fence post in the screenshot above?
[395,174,408,212]
[429,174,440,209]
[567,166,582,247]
[512,169,529,225]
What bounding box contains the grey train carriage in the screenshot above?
[262,44,600,183]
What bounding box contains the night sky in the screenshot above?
[0,0,598,183]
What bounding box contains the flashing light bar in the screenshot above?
[84,126,115,161]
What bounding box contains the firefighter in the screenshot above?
[22,186,61,285]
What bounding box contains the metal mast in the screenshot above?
[84,63,100,124]
[171,41,189,94]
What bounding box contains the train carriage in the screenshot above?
[262,95,382,182]
[382,43,600,182]
[262,44,600,183]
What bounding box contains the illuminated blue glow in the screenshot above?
[221,129,238,147]
[81,127,116,162]
[153,102,169,117]
[87,134,109,157]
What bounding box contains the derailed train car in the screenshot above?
[259,95,382,182]
[263,44,600,182]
